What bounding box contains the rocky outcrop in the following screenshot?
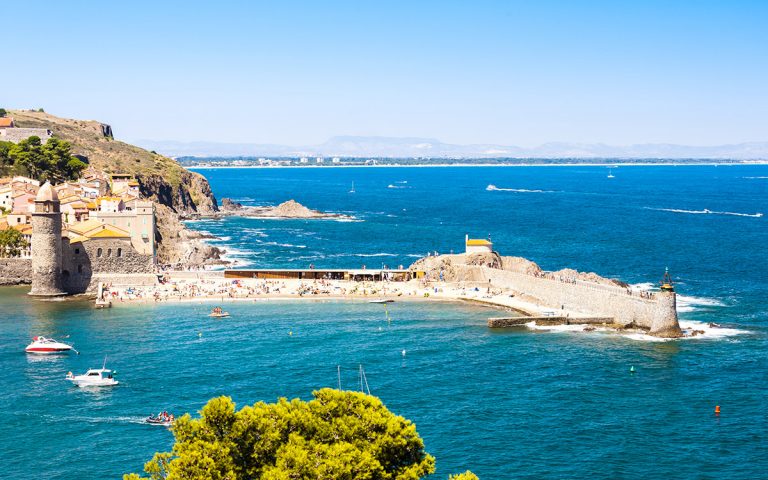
[202,199,350,220]
[220,198,243,211]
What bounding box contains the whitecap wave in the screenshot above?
[676,294,727,313]
[486,184,556,193]
[220,247,256,267]
[646,207,763,218]
[259,241,307,249]
[630,283,726,313]
[526,321,611,333]
[623,320,748,342]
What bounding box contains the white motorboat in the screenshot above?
[25,336,76,354]
[66,358,118,387]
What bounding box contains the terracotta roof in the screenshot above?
[0,118,14,128]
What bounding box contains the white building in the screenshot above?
[465,234,493,254]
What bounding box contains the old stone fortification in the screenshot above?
[61,238,154,294]
[0,128,53,143]
[413,252,679,333]
[0,258,32,285]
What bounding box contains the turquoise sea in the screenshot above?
[1,165,767,479]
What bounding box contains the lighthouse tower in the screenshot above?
[649,268,683,338]
[29,182,66,297]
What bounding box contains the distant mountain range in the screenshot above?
[135,136,768,160]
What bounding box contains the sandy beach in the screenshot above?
[100,273,576,318]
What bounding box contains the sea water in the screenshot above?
[1,165,766,479]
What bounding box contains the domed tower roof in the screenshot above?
[36,181,59,202]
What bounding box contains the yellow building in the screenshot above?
[465,234,493,254]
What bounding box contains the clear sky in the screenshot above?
[2,0,766,147]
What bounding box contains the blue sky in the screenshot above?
[2,1,766,146]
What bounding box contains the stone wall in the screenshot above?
[474,268,666,329]
[61,238,154,294]
[0,258,32,285]
[0,128,53,144]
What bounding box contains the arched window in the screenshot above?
[117,248,122,258]
[97,248,102,257]
[107,248,112,257]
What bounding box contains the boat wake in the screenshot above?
[17,413,149,425]
[486,184,556,193]
[645,207,763,218]
[387,184,410,189]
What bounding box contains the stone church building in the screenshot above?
[29,182,154,296]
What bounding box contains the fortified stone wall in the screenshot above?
[61,238,154,294]
[0,128,53,144]
[0,258,32,285]
[476,268,663,329]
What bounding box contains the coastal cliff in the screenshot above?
[9,110,220,265]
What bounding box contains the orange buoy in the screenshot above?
[715,405,721,415]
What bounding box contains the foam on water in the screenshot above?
[646,207,763,218]
[623,320,749,342]
[219,246,256,267]
[676,294,727,313]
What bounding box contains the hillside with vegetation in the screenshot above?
[7,109,220,265]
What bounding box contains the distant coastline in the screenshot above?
[186,160,768,169]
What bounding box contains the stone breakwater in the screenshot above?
[412,252,682,337]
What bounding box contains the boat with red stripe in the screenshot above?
[25,336,78,355]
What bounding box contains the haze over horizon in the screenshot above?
[2,1,767,148]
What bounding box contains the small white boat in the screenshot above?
[25,336,75,355]
[349,181,355,193]
[607,169,615,178]
[66,358,118,387]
